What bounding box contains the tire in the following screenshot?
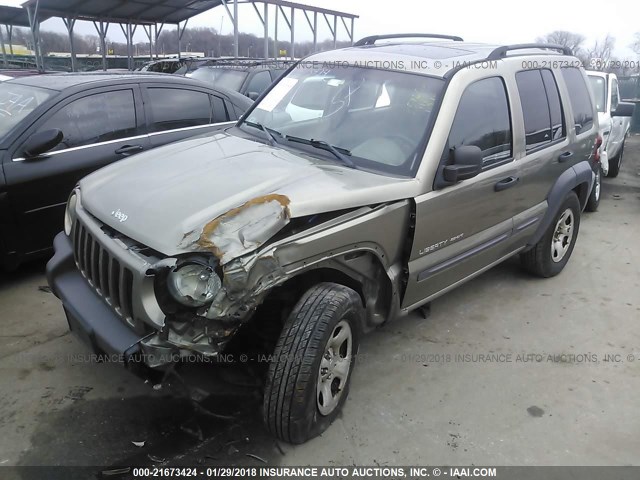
[263,282,363,444]
[520,191,581,278]
[607,142,624,178]
[585,167,601,212]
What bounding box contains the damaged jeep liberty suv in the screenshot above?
[47,34,599,443]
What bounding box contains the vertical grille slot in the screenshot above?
[72,223,82,266]
[110,258,122,313]
[75,224,86,271]
[71,217,137,325]
[99,248,110,299]
[121,268,134,320]
[83,227,91,280]
[90,241,101,288]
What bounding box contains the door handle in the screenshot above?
[115,144,144,155]
[494,176,519,192]
[558,151,574,163]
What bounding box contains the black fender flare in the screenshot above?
[525,161,593,249]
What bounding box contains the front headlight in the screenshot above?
[64,192,77,236]
[167,259,222,307]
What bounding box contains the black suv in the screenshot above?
[189,59,294,99]
[0,73,252,269]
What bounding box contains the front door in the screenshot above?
[403,76,524,310]
[3,85,148,256]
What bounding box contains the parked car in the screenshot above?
[0,72,252,269]
[0,69,55,79]
[585,70,635,210]
[188,59,293,99]
[48,36,599,444]
[136,57,199,75]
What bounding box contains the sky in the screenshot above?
[1,0,638,59]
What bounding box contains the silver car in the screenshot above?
[47,35,600,443]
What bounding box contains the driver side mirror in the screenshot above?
[612,101,635,117]
[443,145,483,183]
[23,129,63,158]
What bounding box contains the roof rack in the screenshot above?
[487,43,573,60]
[354,33,463,47]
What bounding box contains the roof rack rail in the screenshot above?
[487,43,573,60]
[354,33,463,47]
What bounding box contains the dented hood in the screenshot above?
[79,131,418,262]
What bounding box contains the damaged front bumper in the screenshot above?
[46,231,234,370]
[46,232,145,362]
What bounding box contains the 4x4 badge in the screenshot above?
[111,209,128,223]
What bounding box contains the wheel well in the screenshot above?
[573,181,590,209]
[226,254,394,359]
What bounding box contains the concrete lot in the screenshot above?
[1,136,639,473]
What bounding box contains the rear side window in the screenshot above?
[588,75,606,112]
[146,88,211,132]
[560,67,594,135]
[38,89,137,150]
[210,95,229,122]
[516,69,565,151]
[611,78,619,111]
[245,71,272,95]
[541,70,565,141]
[448,77,512,168]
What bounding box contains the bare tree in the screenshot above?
[632,32,640,55]
[536,30,586,55]
[587,34,615,71]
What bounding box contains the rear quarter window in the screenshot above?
[146,88,212,132]
[516,69,565,151]
[560,67,594,135]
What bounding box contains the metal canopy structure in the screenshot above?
[21,0,223,24]
[0,5,51,67]
[234,0,357,60]
[16,0,357,72]
[0,4,33,26]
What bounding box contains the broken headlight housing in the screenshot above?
[64,191,77,236]
[167,258,222,308]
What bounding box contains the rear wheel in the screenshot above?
[585,167,601,212]
[607,142,624,178]
[263,282,363,444]
[521,191,581,278]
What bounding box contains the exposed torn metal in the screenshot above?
[193,194,291,265]
[139,203,407,366]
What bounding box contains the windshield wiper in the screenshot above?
[243,120,281,146]
[285,136,356,169]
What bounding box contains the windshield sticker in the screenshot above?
[0,93,35,116]
[257,77,298,112]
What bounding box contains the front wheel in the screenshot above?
[520,191,581,278]
[585,167,601,212]
[263,283,363,444]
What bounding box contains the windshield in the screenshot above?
[241,64,444,177]
[588,75,606,113]
[0,82,56,139]
[191,67,249,92]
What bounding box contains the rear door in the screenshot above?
[3,85,148,255]
[607,76,626,156]
[510,68,572,244]
[142,85,234,148]
[403,77,524,309]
